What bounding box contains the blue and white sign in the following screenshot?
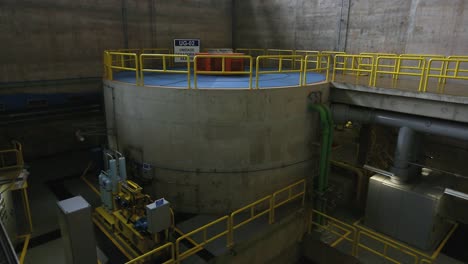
[173,39,200,62]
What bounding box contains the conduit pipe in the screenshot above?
[332,104,468,182]
[331,160,367,209]
[308,103,334,213]
[332,104,468,141]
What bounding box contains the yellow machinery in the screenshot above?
[0,141,33,264]
[93,151,172,260]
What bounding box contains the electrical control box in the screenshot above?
[146,198,171,234]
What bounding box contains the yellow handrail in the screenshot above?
[139,54,191,88]
[229,195,272,247]
[332,55,374,86]
[193,55,253,89]
[256,55,303,88]
[0,141,24,170]
[17,234,31,264]
[354,219,458,262]
[270,179,306,223]
[356,230,419,264]
[308,210,357,256]
[175,215,230,263]
[107,52,139,84]
[424,58,468,93]
[303,54,331,84]
[125,242,175,264]
[374,56,426,91]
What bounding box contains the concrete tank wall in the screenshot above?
[104,81,328,213]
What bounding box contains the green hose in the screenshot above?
[309,104,334,214]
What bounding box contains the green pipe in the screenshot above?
[309,104,334,214]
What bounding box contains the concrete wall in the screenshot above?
[234,0,468,55]
[1,0,232,82]
[104,80,327,213]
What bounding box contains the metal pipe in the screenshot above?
[331,160,368,208]
[308,102,334,216]
[391,127,418,182]
[332,104,468,141]
[332,104,468,182]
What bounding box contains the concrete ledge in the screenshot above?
[331,82,468,123]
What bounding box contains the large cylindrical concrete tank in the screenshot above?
[104,80,326,213]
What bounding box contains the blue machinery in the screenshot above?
[93,150,172,259]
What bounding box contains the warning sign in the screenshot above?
[173,39,200,63]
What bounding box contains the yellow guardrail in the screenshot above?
[360,53,398,69]
[354,219,458,264]
[361,52,398,57]
[332,55,374,86]
[424,58,468,93]
[0,141,24,170]
[176,215,230,263]
[193,55,253,89]
[270,179,306,223]
[303,54,331,83]
[123,179,307,262]
[142,48,172,54]
[17,234,31,264]
[256,55,303,88]
[321,51,346,56]
[126,242,175,264]
[357,230,420,264]
[400,54,445,75]
[374,56,426,91]
[266,49,297,68]
[107,52,139,83]
[229,195,272,247]
[266,49,295,56]
[308,210,357,256]
[235,48,266,56]
[140,54,191,88]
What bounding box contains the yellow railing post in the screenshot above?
[194,56,199,89]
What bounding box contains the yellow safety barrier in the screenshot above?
[270,179,306,223]
[235,48,266,56]
[354,219,458,264]
[193,55,253,89]
[107,52,139,84]
[356,230,420,264]
[266,49,295,56]
[308,210,357,256]
[175,216,230,263]
[400,54,445,76]
[229,195,272,247]
[360,53,398,70]
[126,242,175,264]
[303,54,331,83]
[266,49,297,68]
[361,52,398,57]
[142,48,172,54]
[321,51,346,56]
[17,234,31,264]
[256,55,303,88]
[332,55,374,86]
[140,54,191,88]
[424,58,468,93]
[0,141,23,170]
[374,56,426,91]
